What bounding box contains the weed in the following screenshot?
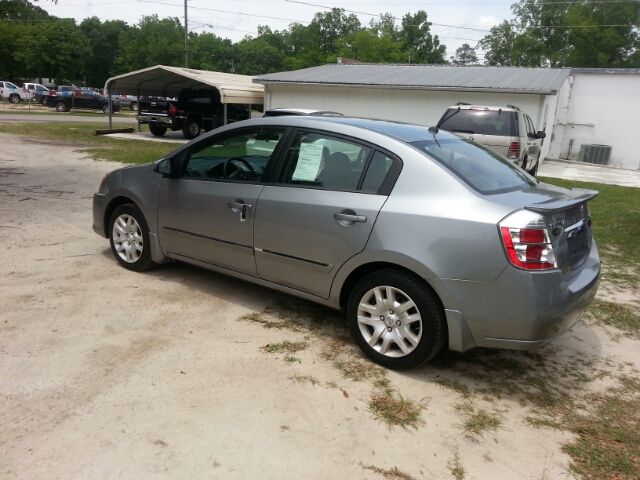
[368,390,425,430]
[284,356,301,364]
[361,464,416,480]
[453,400,502,436]
[447,450,465,480]
[260,340,307,354]
[289,374,320,386]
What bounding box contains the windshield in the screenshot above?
[438,109,516,136]
[411,137,536,195]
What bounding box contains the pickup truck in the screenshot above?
[48,92,121,114]
[137,88,250,139]
[0,81,34,103]
[23,83,51,105]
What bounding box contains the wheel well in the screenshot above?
[339,262,445,314]
[103,196,136,236]
[185,113,203,125]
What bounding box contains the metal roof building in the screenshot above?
[254,63,570,162]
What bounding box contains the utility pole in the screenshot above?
[184,0,189,68]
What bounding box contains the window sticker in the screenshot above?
[292,143,324,181]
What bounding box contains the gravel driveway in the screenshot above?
[2,133,633,480]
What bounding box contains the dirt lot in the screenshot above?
[1,132,638,479]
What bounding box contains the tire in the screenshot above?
[102,105,110,115]
[348,270,446,370]
[55,101,67,112]
[149,124,167,137]
[9,94,20,104]
[41,97,49,106]
[108,204,156,272]
[182,118,201,139]
[130,101,138,111]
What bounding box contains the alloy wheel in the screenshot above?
[111,214,144,263]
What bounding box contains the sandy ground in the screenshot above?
[1,132,638,480]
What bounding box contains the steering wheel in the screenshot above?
[222,157,257,180]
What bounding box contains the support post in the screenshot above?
[184,0,189,68]
[224,103,228,125]
[108,80,114,129]
[136,85,141,132]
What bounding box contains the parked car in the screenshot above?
[436,103,546,176]
[263,108,343,117]
[114,95,138,111]
[137,87,250,139]
[23,82,51,105]
[48,93,120,114]
[93,116,600,370]
[0,81,34,103]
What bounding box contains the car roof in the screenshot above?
[264,108,343,116]
[250,115,461,144]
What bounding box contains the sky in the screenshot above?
[38,0,517,62]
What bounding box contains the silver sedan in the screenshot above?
[93,117,600,369]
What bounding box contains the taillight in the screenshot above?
[168,105,177,115]
[507,141,520,159]
[499,210,557,270]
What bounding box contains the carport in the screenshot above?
[103,65,265,129]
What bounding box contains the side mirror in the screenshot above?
[536,131,546,139]
[153,158,173,176]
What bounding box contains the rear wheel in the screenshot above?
[129,101,138,111]
[55,101,67,112]
[182,118,201,139]
[9,94,20,104]
[102,105,110,114]
[41,97,49,106]
[348,270,446,370]
[109,204,156,272]
[149,124,167,137]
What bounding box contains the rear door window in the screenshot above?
[411,137,536,195]
[438,109,516,136]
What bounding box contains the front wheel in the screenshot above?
[102,105,110,114]
[109,204,156,272]
[41,97,49,106]
[348,270,446,370]
[9,94,20,104]
[55,101,67,112]
[130,101,138,111]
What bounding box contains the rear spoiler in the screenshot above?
[525,188,599,215]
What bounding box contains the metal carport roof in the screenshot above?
[254,64,571,95]
[104,65,265,104]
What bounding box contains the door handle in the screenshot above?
[333,212,367,224]
[227,202,252,221]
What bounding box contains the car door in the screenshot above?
[254,130,398,299]
[156,127,287,276]
[524,114,541,166]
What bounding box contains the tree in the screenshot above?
[309,8,361,56]
[479,0,640,68]
[80,17,130,86]
[451,43,478,65]
[400,10,447,64]
[335,29,406,63]
[116,15,184,72]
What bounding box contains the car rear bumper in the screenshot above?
[443,239,600,351]
[92,193,108,238]
[137,115,174,127]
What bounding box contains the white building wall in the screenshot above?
[548,73,640,170]
[265,84,559,161]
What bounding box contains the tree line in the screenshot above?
[1,0,638,88]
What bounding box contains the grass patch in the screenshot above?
[539,176,640,273]
[260,340,307,354]
[0,122,177,165]
[368,390,425,430]
[587,299,640,339]
[453,400,502,436]
[361,464,416,480]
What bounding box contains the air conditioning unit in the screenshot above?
[578,144,612,165]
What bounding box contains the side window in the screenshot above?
[525,115,535,138]
[361,151,395,193]
[278,131,371,191]
[182,128,286,183]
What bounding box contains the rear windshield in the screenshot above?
[411,137,536,195]
[438,109,516,136]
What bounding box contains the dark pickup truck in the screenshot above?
[137,88,250,139]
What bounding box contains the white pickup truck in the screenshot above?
[0,81,35,103]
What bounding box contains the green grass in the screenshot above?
[587,299,640,339]
[0,122,177,165]
[539,176,640,271]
